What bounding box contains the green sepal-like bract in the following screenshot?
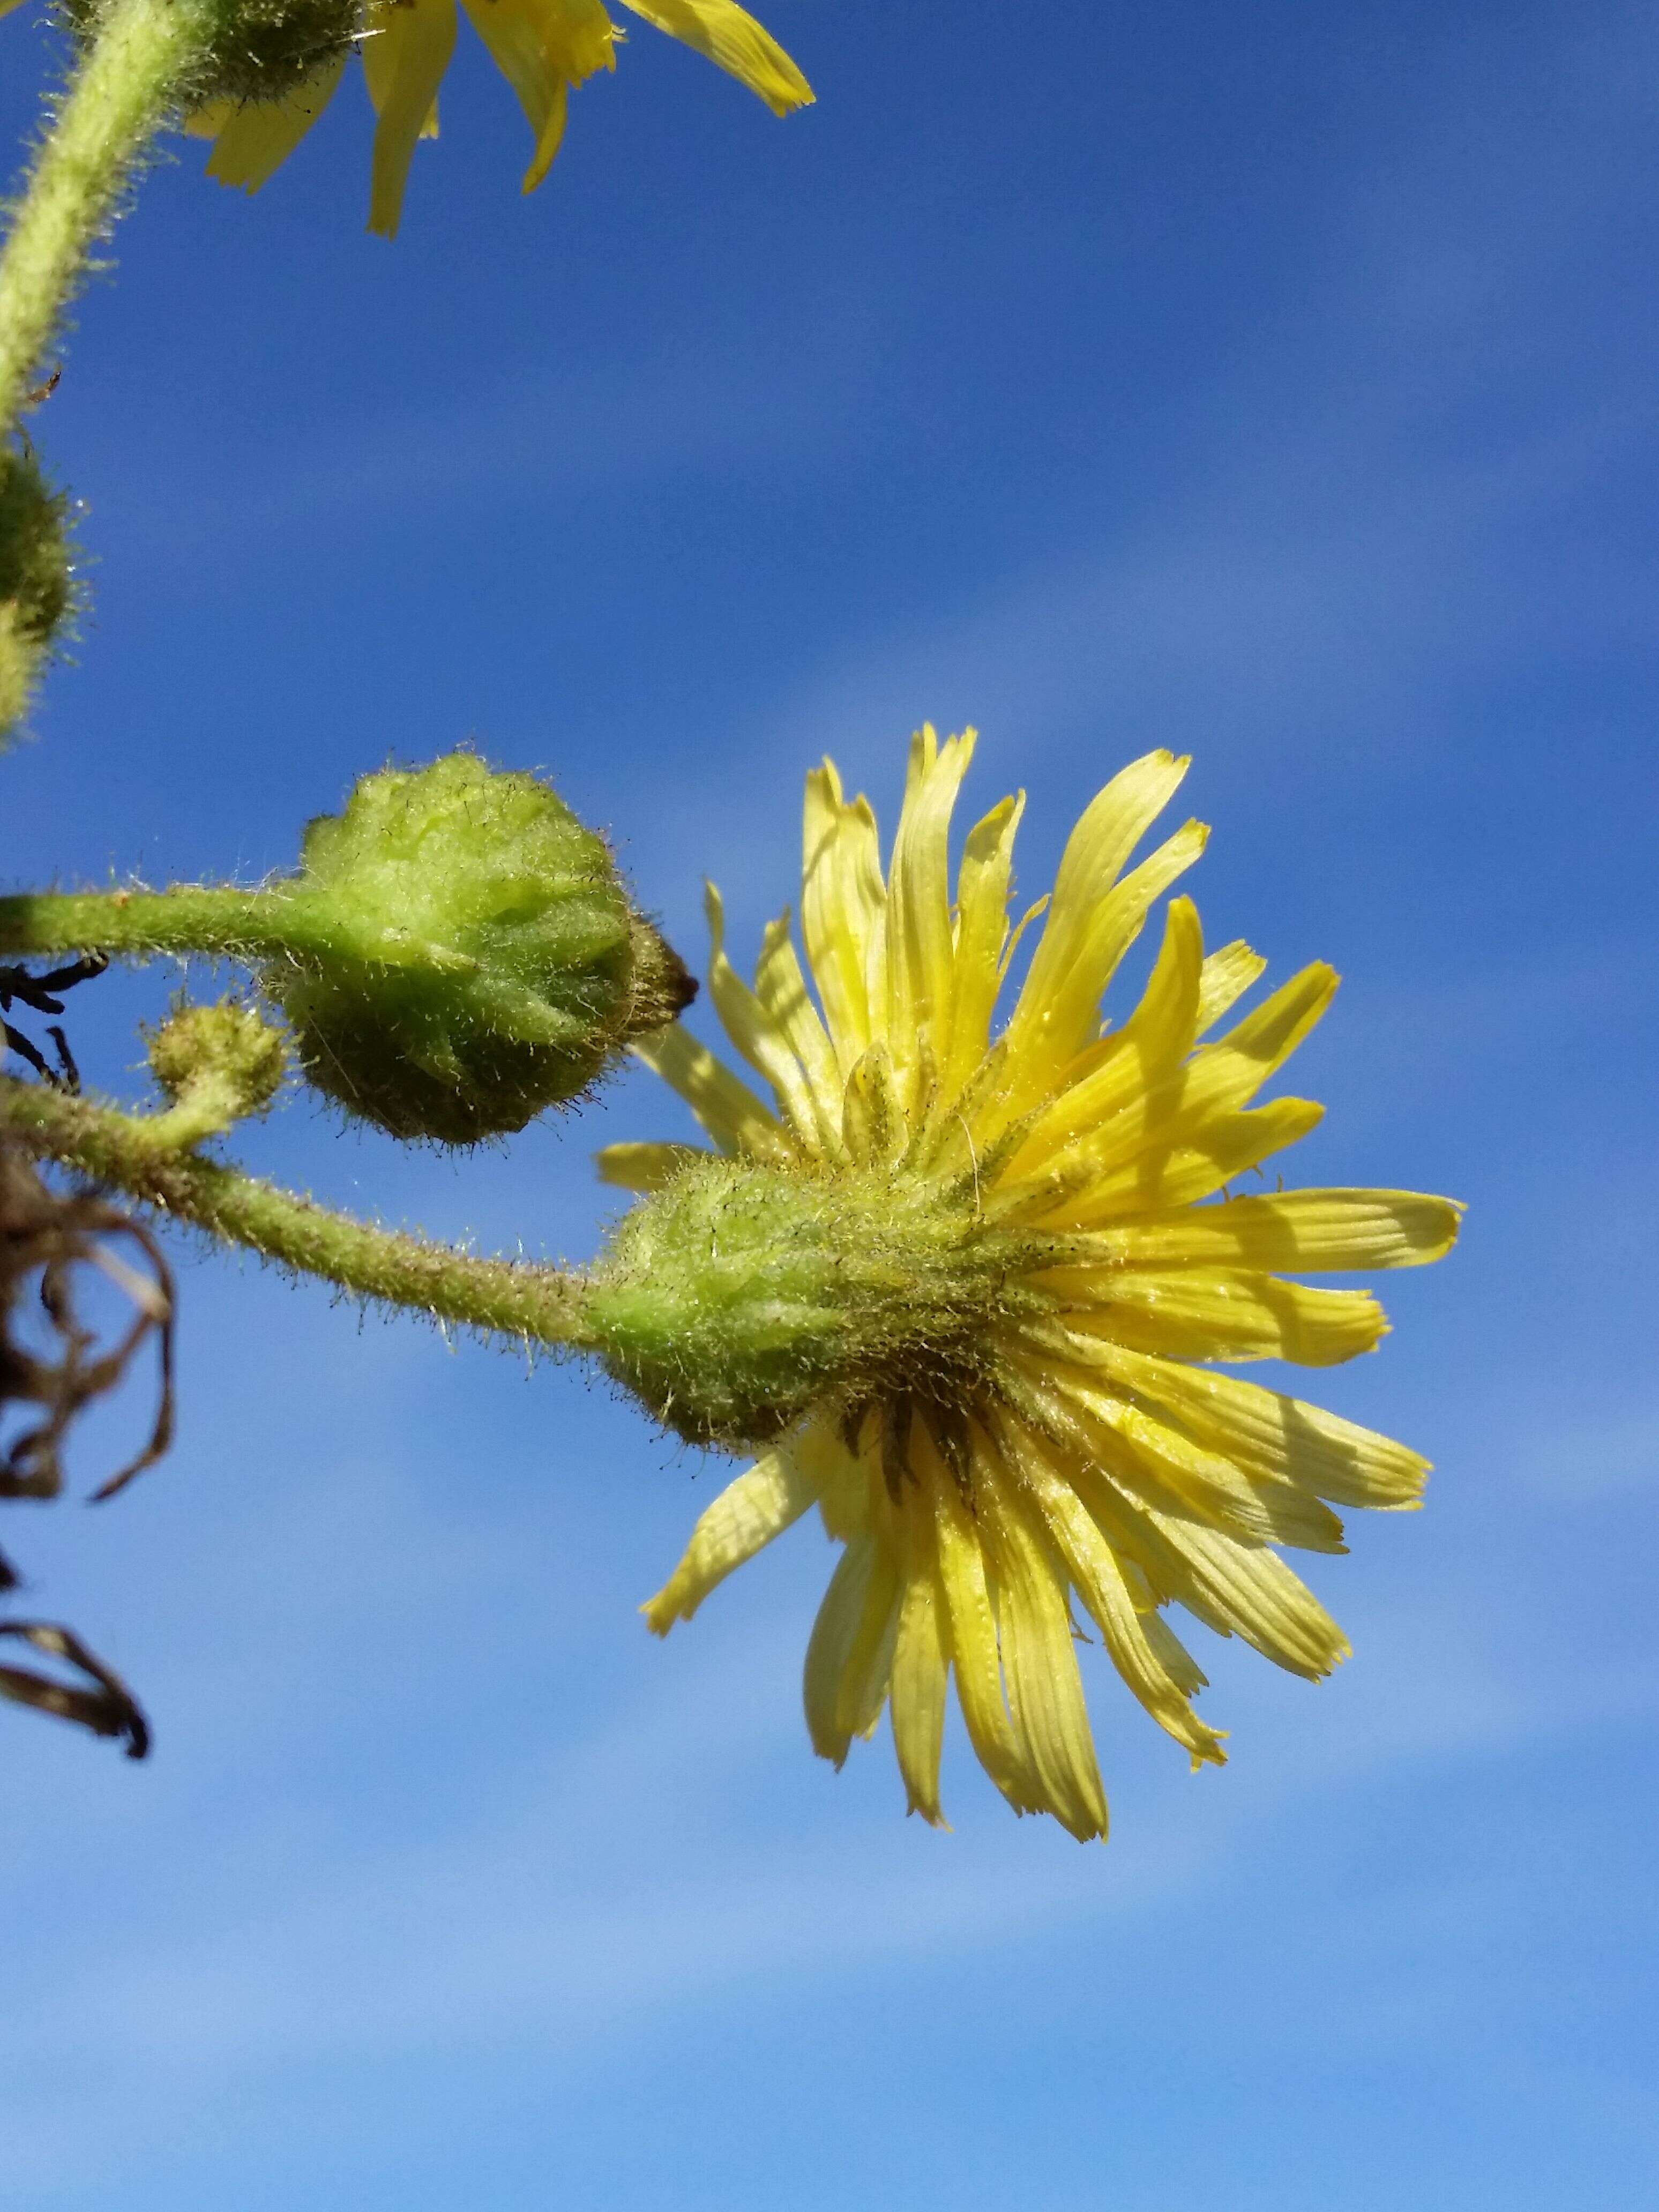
[0,440,77,741]
[582,1153,1060,1453]
[57,0,366,108]
[264,752,694,1145]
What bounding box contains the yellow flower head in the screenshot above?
[596,733,1460,1840]
[184,0,812,237]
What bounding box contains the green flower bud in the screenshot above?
[581,1153,1056,1454]
[147,998,286,1119]
[0,442,78,741]
[58,0,367,108]
[263,752,695,1146]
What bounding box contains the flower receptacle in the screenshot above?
[57,0,366,108]
[581,1153,1052,1454]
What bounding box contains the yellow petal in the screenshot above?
[461,0,571,190]
[1027,752,1190,982]
[633,1020,790,1160]
[926,1432,1034,1811]
[838,1041,909,1169]
[1064,1449,1348,1675]
[1006,1430,1225,1765]
[1059,1189,1464,1274]
[1140,1606,1209,1698]
[890,1536,951,1825]
[643,1441,821,1631]
[803,1530,899,1765]
[806,1410,876,1542]
[801,759,887,1072]
[201,57,347,192]
[1089,1341,1431,1512]
[944,789,1024,1097]
[1195,939,1267,1034]
[1019,1355,1349,1555]
[1048,1267,1389,1368]
[363,0,458,237]
[996,1096,1326,1227]
[593,1139,709,1192]
[617,0,813,114]
[1179,961,1339,1118]
[1103,888,1206,1064]
[490,0,616,83]
[1008,817,1212,1117]
[1142,1509,1350,1679]
[839,1558,901,1746]
[1004,750,1194,1086]
[802,1540,868,1761]
[1009,893,1205,1174]
[527,65,572,183]
[884,726,975,1083]
[1012,954,1336,1208]
[704,884,828,1152]
[361,8,444,133]
[461,0,616,191]
[980,1470,1109,1840]
[752,910,844,1150]
[184,100,236,140]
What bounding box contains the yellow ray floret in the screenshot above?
[602,731,1461,1841]
[184,0,812,236]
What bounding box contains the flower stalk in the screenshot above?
[0,885,343,966]
[0,1075,599,1351]
[0,0,215,440]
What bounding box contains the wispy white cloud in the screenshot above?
[600,6,1659,887]
[5,1500,1650,2203]
[109,298,885,564]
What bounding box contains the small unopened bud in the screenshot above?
[263,752,695,1146]
[0,442,77,741]
[60,0,367,108]
[581,1154,1052,1453]
[147,999,286,1118]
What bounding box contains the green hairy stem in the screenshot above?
[0,0,215,439]
[0,886,340,964]
[0,1078,600,1353]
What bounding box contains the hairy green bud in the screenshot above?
[0,442,77,740]
[147,998,286,1119]
[58,0,366,108]
[581,1154,1058,1453]
[263,752,696,1146]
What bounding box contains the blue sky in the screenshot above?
[2,1,1656,2204]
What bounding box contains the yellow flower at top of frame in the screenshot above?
[183,0,812,238]
[595,733,1461,1840]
